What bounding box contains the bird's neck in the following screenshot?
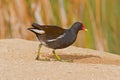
[70,26,80,34]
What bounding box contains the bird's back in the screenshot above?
[32,23,66,40]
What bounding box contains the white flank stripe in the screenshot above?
[31,29,45,34]
[47,33,66,42]
[41,41,47,46]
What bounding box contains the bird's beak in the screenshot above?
[84,28,88,31]
[82,24,88,32]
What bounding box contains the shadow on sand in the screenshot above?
[47,54,101,62]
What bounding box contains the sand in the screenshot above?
[0,39,120,80]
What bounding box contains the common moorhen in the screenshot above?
[28,22,87,61]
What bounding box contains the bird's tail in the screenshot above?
[32,23,41,29]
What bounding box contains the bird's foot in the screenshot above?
[35,56,51,61]
[52,51,73,62]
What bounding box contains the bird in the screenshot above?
[28,22,87,61]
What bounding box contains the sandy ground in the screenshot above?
[0,39,120,80]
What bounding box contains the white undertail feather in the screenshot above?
[30,29,45,34]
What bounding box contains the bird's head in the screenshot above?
[72,22,87,31]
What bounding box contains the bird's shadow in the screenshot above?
[46,54,101,62]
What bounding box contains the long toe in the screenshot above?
[36,56,51,61]
[39,58,51,61]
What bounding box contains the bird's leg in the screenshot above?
[36,43,42,60]
[52,49,62,61]
[36,44,50,61]
[52,49,73,62]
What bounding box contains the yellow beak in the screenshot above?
[84,29,88,31]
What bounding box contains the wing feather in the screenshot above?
[32,23,66,40]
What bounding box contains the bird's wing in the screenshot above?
[32,23,66,39]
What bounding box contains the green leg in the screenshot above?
[36,44,42,60]
[52,49,62,61]
[36,44,50,61]
[52,49,73,62]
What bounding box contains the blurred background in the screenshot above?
[0,0,120,55]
